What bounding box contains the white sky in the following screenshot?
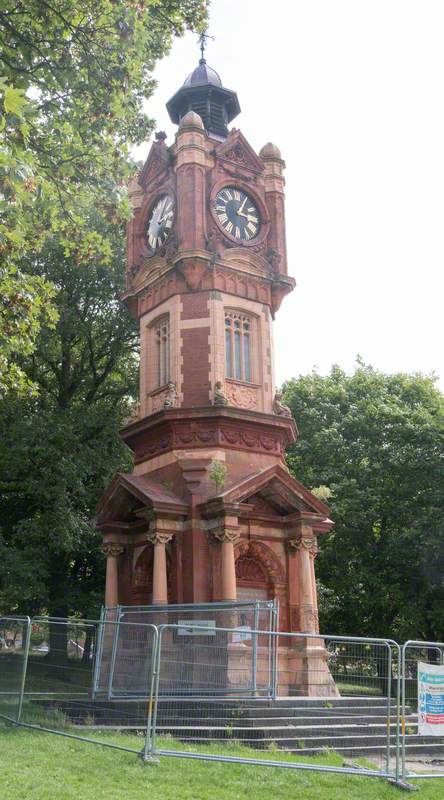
[134,0,444,389]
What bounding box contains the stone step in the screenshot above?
[168,732,444,753]
[155,712,403,727]
[36,696,444,760]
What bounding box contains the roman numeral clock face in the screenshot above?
[214,187,260,242]
[146,194,175,250]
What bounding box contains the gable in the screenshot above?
[215,130,265,175]
[95,472,188,525]
[138,138,170,188]
[219,464,332,518]
[248,493,284,517]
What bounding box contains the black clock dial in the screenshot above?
[214,187,260,241]
[147,194,175,250]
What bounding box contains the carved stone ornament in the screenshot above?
[287,536,318,558]
[235,540,286,584]
[225,382,257,410]
[273,391,292,418]
[163,381,178,409]
[151,388,169,412]
[210,528,240,545]
[267,248,281,274]
[145,531,174,546]
[224,143,250,166]
[214,381,228,406]
[101,543,124,558]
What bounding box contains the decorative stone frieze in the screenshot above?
[225,382,258,410]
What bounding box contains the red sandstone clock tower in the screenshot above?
[96,55,336,694]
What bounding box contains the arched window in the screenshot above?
[225,310,251,382]
[154,315,170,387]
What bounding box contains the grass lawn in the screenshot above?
[1,720,442,800]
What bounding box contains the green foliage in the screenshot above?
[283,364,444,642]
[209,459,227,491]
[0,0,208,394]
[0,205,138,618]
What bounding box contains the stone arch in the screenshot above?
[235,540,285,587]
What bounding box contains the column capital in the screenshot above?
[210,528,240,545]
[101,543,124,558]
[145,531,174,546]
[287,535,318,558]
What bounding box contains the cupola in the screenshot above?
[166,57,240,140]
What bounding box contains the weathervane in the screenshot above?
[198,29,214,62]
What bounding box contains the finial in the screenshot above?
[198,29,214,63]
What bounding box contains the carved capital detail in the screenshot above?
[287,536,318,558]
[101,543,124,558]
[145,531,174,546]
[210,528,240,545]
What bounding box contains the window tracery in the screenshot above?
[225,310,251,382]
[153,315,170,387]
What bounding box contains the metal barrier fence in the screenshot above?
[3,614,444,789]
[401,639,444,783]
[95,601,278,699]
[151,625,402,783]
[0,616,31,724]
[0,616,159,761]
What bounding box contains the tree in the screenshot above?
[0,204,137,637]
[283,364,444,642]
[0,0,207,394]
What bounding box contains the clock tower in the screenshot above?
[96,54,337,695]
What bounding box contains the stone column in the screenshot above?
[309,548,320,634]
[211,529,239,602]
[298,534,318,633]
[287,531,318,633]
[145,531,174,605]
[175,111,207,252]
[101,543,124,608]
[260,142,288,275]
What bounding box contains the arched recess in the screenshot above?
[132,544,173,604]
[234,540,285,602]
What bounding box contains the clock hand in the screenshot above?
[237,196,247,216]
[237,212,257,222]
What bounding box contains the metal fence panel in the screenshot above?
[11,614,444,788]
[401,639,444,782]
[0,616,31,723]
[14,617,159,758]
[110,601,277,697]
[149,625,401,782]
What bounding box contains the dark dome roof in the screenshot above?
[183,58,222,88]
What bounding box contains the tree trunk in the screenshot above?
[82,627,93,664]
[47,606,69,665]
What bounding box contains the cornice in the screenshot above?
[120,406,297,464]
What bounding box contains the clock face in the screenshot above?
[214,187,260,242]
[147,194,175,250]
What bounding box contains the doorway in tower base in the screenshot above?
[233,541,338,696]
[234,543,280,691]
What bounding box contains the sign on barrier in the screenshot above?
[418,661,444,736]
[401,639,444,783]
